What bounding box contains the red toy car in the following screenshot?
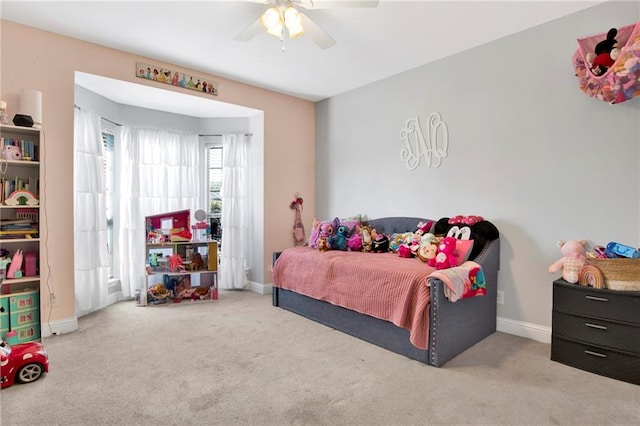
[0,340,49,388]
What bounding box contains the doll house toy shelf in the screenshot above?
[141,210,218,307]
[0,124,42,343]
[572,21,640,104]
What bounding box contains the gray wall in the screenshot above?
[316,1,640,338]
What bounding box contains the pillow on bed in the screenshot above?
[455,239,474,266]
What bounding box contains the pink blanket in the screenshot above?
[272,247,435,349]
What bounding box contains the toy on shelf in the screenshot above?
[168,253,185,272]
[604,241,640,259]
[548,240,586,284]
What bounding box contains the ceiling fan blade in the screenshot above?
[234,18,264,42]
[300,13,336,49]
[296,0,379,9]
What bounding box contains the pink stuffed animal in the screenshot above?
[548,240,586,284]
[430,237,458,270]
[347,234,363,251]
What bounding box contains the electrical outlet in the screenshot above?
[496,290,504,305]
[50,293,58,307]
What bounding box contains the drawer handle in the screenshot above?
[584,350,607,358]
[585,323,607,330]
[585,295,608,302]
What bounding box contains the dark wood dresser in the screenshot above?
[551,279,640,385]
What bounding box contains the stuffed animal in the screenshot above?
[329,225,351,251]
[371,234,390,253]
[588,28,619,76]
[2,145,22,161]
[319,218,338,242]
[416,234,439,263]
[434,215,499,261]
[361,226,373,252]
[429,237,458,270]
[398,244,413,258]
[317,236,330,252]
[308,217,338,249]
[548,240,587,284]
[347,233,363,251]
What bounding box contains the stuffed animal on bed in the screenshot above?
[434,215,499,261]
[347,233,363,251]
[329,225,351,251]
[314,217,339,250]
[317,236,330,252]
[548,240,586,284]
[416,233,439,263]
[361,226,374,252]
[429,237,456,269]
[371,234,390,253]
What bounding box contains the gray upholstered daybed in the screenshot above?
[272,217,500,367]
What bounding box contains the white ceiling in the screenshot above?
[2,0,603,117]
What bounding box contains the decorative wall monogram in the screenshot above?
[400,112,449,170]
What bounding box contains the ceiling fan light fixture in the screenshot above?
[260,7,283,38]
[283,6,304,38]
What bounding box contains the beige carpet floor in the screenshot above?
[0,290,638,425]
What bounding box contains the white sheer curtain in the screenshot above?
[118,127,201,297]
[73,109,110,317]
[220,134,251,289]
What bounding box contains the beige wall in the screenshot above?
[0,20,316,324]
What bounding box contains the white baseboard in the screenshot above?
[41,316,79,337]
[248,281,272,295]
[107,291,123,305]
[497,316,551,344]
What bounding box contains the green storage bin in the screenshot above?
[10,307,39,328]
[9,290,39,312]
[12,322,40,343]
[0,295,9,313]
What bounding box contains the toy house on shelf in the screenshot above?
[141,210,218,306]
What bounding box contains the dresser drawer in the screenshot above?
[553,281,640,325]
[551,336,640,385]
[553,311,640,354]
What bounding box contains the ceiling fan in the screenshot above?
[234,0,379,50]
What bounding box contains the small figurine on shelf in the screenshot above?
[0,100,9,125]
[185,252,205,271]
[168,253,185,272]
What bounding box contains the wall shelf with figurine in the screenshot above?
[0,124,42,344]
[139,209,219,307]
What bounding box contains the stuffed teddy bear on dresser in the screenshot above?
[548,239,587,284]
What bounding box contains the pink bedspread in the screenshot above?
[272,246,435,349]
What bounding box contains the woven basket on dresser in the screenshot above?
[586,258,640,291]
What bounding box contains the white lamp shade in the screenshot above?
[19,89,42,128]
